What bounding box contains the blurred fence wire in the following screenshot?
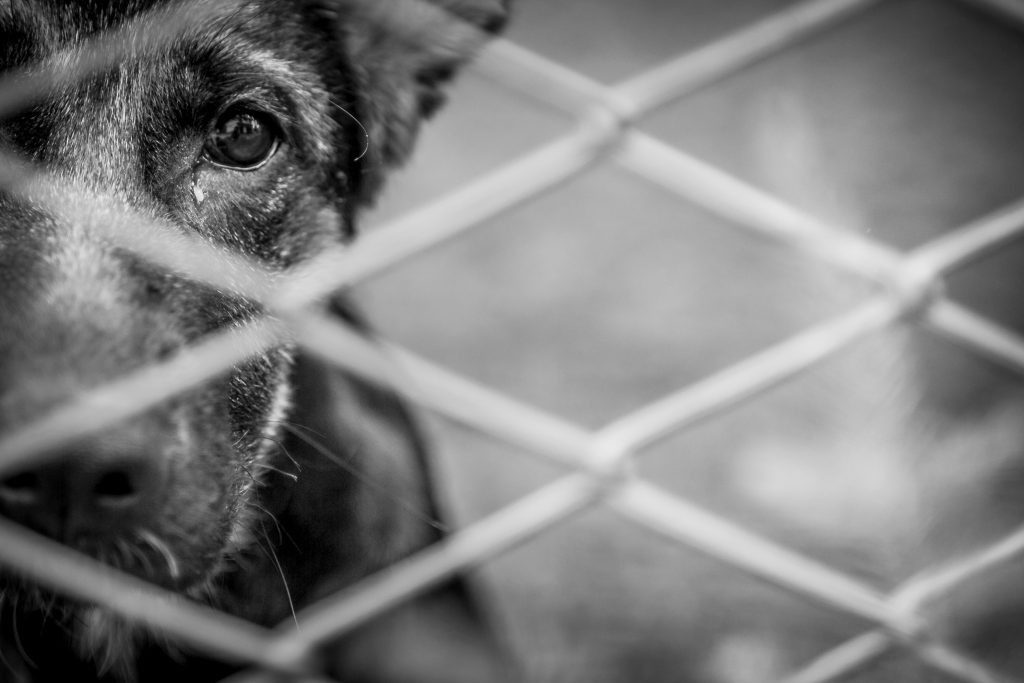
[3,0,1024,681]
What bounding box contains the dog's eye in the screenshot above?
[204,107,280,170]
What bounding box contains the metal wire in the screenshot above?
[2,0,1024,682]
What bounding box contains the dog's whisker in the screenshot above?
[255,522,299,632]
[116,541,131,573]
[250,434,303,478]
[0,635,17,678]
[328,98,370,162]
[232,429,251,449]
[9,595,36,670]
[239,464,263,488]
[247,501,288,547]
[259,423,304,471]
[0,600,26,677]
[43,593,58,621]
[101,544,120,573]
[137,530,182,582]
[282,423,448,533]
[249,461,299,482]
[39,589,58,624]
[40,592,73,637]
[269,419,326,441]
[128,541,156,580]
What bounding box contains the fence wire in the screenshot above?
[2,0,1024,681]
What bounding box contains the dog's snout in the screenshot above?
[0,430,167,542]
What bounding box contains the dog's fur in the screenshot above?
[0,1,510,681]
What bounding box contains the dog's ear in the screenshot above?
[321,0,508,201]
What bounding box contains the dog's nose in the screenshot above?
[0,430,167,542]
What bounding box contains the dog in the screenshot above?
[0,0,511,681]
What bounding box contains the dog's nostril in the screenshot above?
[3,472,40,491]
[92,470,139,505]
[0,471,43,503]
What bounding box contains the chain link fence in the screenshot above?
[3,0,1024,681]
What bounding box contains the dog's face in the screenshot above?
[0,0,503,672]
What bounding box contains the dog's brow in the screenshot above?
[235,50,312,93]
[237,49,294,74]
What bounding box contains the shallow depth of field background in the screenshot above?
[359,1,1024,681]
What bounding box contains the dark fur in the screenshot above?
[0,0,510,681]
